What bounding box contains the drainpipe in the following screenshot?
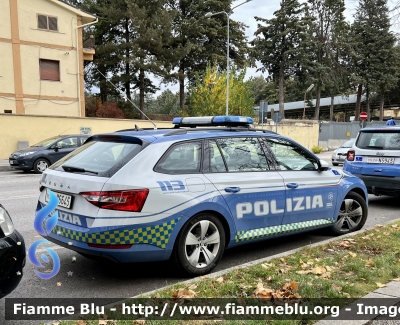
[76,17,98,117]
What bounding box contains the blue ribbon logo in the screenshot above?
[28,190,61,279]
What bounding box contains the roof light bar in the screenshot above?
[172,116,253,127]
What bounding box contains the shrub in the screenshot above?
[311,145,324,154]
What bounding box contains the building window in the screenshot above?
[39,59,60,81]
[37,14,58,32]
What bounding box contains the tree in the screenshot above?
[251,0,311,119]
[148,89,180,115]
[188,64,254,117]
[96,102,126,118]
[306,0,350,120]
[351,0,398,121]
[165,0,249,111]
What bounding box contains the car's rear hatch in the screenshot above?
[353,129,400,177]
[39,134,151,230]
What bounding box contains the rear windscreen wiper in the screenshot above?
[61,165,98,174]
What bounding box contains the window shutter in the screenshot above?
[38,15,48,29]
[39,59,60,81]
[48,17,58,31]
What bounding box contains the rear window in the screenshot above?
[49,140,143,176]
[356,131,400,150]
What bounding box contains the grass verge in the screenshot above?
[53,221,400,325]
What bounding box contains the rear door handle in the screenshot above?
[224,187,241,193]
[374,169,382,172]
[286,183,299,189]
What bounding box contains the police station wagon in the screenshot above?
[37,116,369,275]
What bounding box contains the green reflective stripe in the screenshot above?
[235,218,335,242]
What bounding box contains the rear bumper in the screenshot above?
[41,216,181,263]
[355,174,400,196]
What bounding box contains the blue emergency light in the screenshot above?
[172,116,254,127]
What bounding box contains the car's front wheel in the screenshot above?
[330,191,367,235]
[173,213,225,276]
[33,158,50,174]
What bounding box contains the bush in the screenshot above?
[311,145,324,154]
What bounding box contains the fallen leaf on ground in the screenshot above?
[365,259,375,267]
[349,252,357,258]
[56,282,62,287]
[392,278,400,282]
[332,284,342,292]
[311,266,327,275]
[342,292,351,298]
[133,321,146,325]
[392,224,398,228]
[216,277,224,284]
[188,283,197,290]
[376,282,387,288]
[199,276,209,280]
[254,283,274,298]
[172,288,197,298]
[73,321,87,325]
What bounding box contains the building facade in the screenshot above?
[0,0,96,117]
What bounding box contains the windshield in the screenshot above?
[340,139,355,148]
[356,131,400,150]
[49,140,143,176]
[32,136,63,147]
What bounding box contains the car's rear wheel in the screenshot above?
[173,213,225,276]
[33,158,50,174]
[330,191,367,235]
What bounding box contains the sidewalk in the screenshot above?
[0,159,11,172]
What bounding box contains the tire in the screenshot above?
[33,158,50,174]
[172,213,225,276]
[332,162,339,166]
[329,191,367,235]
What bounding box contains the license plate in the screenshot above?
[367,157,395,164]
[45,190,73,209]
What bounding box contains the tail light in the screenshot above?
[80,189,149,212]
[347,150,355,161]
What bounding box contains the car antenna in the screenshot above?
[96,69,157,130]
[58,128,71,136]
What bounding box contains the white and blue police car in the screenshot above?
[344,126,400,196]
[37,116,368,275]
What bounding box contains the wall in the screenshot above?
[0,115,320,159]
[0,0,12,39]
[259,120,320,151]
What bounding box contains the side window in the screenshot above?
[265,138,318,171]
[214,137,270,172]
[208,140,227,172]
[155,141,202,174]
[79,137,88,146]
[56,137,78,149]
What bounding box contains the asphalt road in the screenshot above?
[0,160,399,324]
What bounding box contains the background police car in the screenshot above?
[37,116,369,276]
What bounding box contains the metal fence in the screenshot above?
[319,121,399,141]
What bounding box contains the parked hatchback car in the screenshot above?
[0,203,25,298]
[331,138,356,166]
[344,126,400,196]
[36,116,368,276]
[9,135,89,173]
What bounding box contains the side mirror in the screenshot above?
[318,159,329,171]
